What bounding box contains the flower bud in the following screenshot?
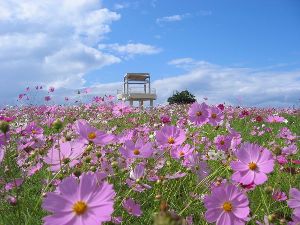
[268,214,276,223]
[52,119,63,130]
[264,186,273,194]
[65,135,72,141]
[155,194,161,200]
[85,145,93,153]
[63,158,70,164]
[73,170,82,178]
[279,218,286,224]
[111,161,118,167]
[6,195,17,206]
[85,157,91,164]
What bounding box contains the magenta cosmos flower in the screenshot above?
[120,137,153,158]
[204,183,250,225]
[75,119,115,146]
[288,188,300,219]
[231,143,274,185]
[188,102,209,126]
[42,172,115,225]
[44,141,85,171]
[155,125,186,147]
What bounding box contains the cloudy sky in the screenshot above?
[0,0,300,107]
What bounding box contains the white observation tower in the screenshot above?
[117,73,157,108]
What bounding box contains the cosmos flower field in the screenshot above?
[0,94,299,225]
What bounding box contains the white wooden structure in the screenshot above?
[117,73,156,108]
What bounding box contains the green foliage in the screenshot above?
[167,90,196,105]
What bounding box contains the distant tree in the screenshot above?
[167,90,196,105]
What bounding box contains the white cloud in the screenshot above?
[60,59,299,108]
[153,59,300,107]
[156,14,190,24]
[0,0,121,105]
[98,43,162,57]
[113,3,130,10]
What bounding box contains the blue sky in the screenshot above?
[85,0,300,84]
[0,0,299,106]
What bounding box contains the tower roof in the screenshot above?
[124,73,150,81]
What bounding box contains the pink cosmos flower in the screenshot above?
[287,188,300,219]
[6,195,17,206]
[256,216,273,225]
[122,198,142,217]
[44,141,85,171]
[272,190,287,202]
[217,104,225,111]
[106,95,115,101]
[5,178,24,191]
[188,102,209,126]
[45,96,51,102]
[265,115,286,123]
[27,162,43,176]
[183,152,210,181]
[0,146,4,164]
[208,106,224,126]
[214,135,232,151]
[155,125,186,147]
[204,183,250,225]
[120,138,153,158]
[160,115,171,124]
[170,144,194,159]
[93,96,104,103]
[277,155,288,165]
[48,87,55,92]
[282,144,298,156]
[112,103,132,117]
[18,93,26,100]
[239,110,250,118]
[129,163,145,181]
[75,119,115,146]
[231,143,274,185]
[278,127,296,141]
[23,121,43,136]
[126,163,151,192]
[0,133,7,146]
[0,116,15,122]
[290,215,300,225]
[42,172,115,225]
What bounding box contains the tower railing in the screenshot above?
[117,87,156,95]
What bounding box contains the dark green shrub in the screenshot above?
[167,90,196,105]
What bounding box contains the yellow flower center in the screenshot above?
[179,151,185,157]
[211,113,217,119]
[196,111,202,116]
[222,201,233,212]
[32,130,37,134]
[133,149,140,155]
[248,162,257,170]
[88,132,96,140]
[220,140,225,145]
[168,137,175,144]
[72,201,88,215]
